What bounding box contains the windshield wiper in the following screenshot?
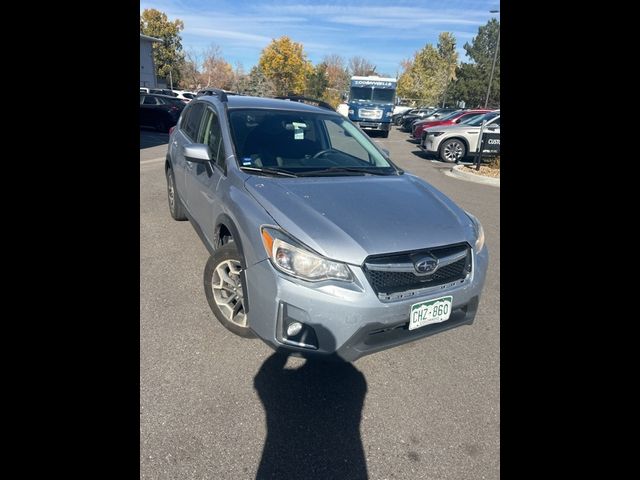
[298,167,394,177]
[240,166,298,178]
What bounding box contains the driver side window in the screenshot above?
[198,108,227,173]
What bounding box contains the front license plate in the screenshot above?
[409,296,453,331]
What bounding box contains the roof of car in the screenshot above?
[199,94,337,114]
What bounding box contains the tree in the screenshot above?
[397,44,449,104]
[322,54,350,106]
[140,9,185,86]
[348,56,377,76]
[305,63,329,99]
[437,32,459,106]
[201,44,234,89]
[258,36,313,96]
[178,50,201,90]
[448,19,500,107]
[244,65,277,97]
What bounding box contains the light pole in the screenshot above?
[484,10,500,108]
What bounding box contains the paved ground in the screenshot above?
[140,126,499,479]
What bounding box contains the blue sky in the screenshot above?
[140,0,499,76]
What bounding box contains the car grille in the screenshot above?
[363,243,472,300]
[359,108,383,120]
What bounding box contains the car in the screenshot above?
[148,88,178,96]
[165,89,488,362]
[139,93,187,132]
[172,90,197,103]
[397,107,435,128]
[400,107,458,131]
[420,112,500,163]
[412,109,491,141]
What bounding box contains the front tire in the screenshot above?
[166,167,188,221]
[439,138,466,163]
[204,242,255,338]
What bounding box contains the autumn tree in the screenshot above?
[179,50,200,90]
[140,9,185,86]
[201,44,234,89]
[258,36,313,96]
[322,54,350,106]
[397,33,458,105]
[348,56,377,76]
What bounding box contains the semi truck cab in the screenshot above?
[347,76,397,138]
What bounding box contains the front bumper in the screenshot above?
[244,247,488,362]
[420,135,442,155]
[354,121,391,132]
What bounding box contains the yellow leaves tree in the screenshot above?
[258,36,313,96]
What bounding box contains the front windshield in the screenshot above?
[459,113,484,124]
[229,109,397,176]
[465,112,499,127]
[438,110,463,121]
[350,87,395,103]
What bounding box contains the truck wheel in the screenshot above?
[204,242,255,338]
[439,139,466,163]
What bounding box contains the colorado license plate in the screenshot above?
[409,296,453,330]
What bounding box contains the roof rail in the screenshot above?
[196,88,236,102]
[274,95,335,111]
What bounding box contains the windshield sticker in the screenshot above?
[242,157,252,165]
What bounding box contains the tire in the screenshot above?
[380,130,389,138]
[394,117,403,126]
[166,166,188,221]
[204,242,255,338]
[439,138,466,163]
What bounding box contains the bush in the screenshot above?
[488,156,500,169]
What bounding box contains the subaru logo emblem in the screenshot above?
[414,256,438,275]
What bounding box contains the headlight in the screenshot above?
[430,132,445,137]
[465,212,485,251]
[261,227,353,282]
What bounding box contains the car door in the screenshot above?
[170,101,207,209]
[185,106,227,244]
[140,94,162,126]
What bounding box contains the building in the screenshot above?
[140,34,162,88]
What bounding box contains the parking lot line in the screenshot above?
[140,157,165,166]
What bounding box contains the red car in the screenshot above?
[412,109,492,141]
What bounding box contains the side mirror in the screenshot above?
[184,144,211,163]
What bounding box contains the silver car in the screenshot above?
[165,90,488,361]
[420,112,500,163]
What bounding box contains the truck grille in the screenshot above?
[358,108,383,120]
[363,243,472,300]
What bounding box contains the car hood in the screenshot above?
[244,173,475,265]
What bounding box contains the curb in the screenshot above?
[444,164,500,187]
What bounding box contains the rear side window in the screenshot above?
[143,96,159,105]
[182,102,206,140]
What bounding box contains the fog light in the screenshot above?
[287,322,303,337]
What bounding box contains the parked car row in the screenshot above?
[140,88,197,103]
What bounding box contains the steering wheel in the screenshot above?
[312,148,340,159]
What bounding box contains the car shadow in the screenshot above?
[253,335,369,479]
[140,128,169,149]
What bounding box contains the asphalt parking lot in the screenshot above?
[140,126,499,479]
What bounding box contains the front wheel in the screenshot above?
[439,138,466,163]
[204,242,255,338]
[166,167,187,220]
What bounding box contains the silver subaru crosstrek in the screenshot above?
[165,90,488,361]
